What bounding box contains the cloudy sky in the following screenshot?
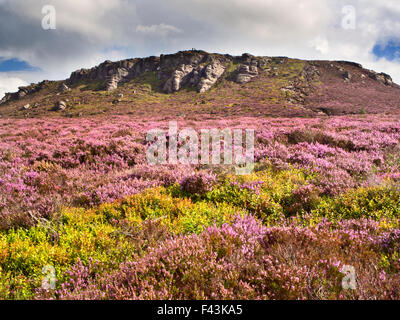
[0,0,399,98]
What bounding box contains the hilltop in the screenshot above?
[0,50,399,118]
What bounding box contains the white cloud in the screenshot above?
[0,74,27,99]
[5,0,129,40]
[0,0,400,86]
[310,37,330,55]
[136,23,183,36]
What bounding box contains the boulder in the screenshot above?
[18,90,27,98]
[54,100,67,111]
[343,71,352,81]
[235,64,259,84]
[113,93,124,103]
[59,83,71,93]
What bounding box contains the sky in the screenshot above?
[0,0,400,99]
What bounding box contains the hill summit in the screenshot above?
[1,50,399,118]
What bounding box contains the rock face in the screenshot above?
[67,51,228,94]
[163,64,194,93]
[161,53,229,93]
[197,60,226,92]
[106,67,129,91]
[161,53,228,93]
[68,56,159,91]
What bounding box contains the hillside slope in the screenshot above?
[0,50,399,118]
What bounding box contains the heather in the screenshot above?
[1,114,400,299]
[40,215,400,300]
[2,114,400,228]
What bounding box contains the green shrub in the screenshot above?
[312,185,400,221]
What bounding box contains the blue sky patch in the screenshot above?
[372,40,400,61]
[0,58,38,72]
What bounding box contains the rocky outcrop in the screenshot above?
[280,64,321,105]
[67,57,159,90]
[1,81,49,104]
[301,65,320,82]
[163,64,194,93]
[235,64,259,84]
[233,54,271,84]
[369,71,393,86]
[162,53,228,93]
[197,60,226,93]
[106,67,129,91]
[66,52,224,94]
